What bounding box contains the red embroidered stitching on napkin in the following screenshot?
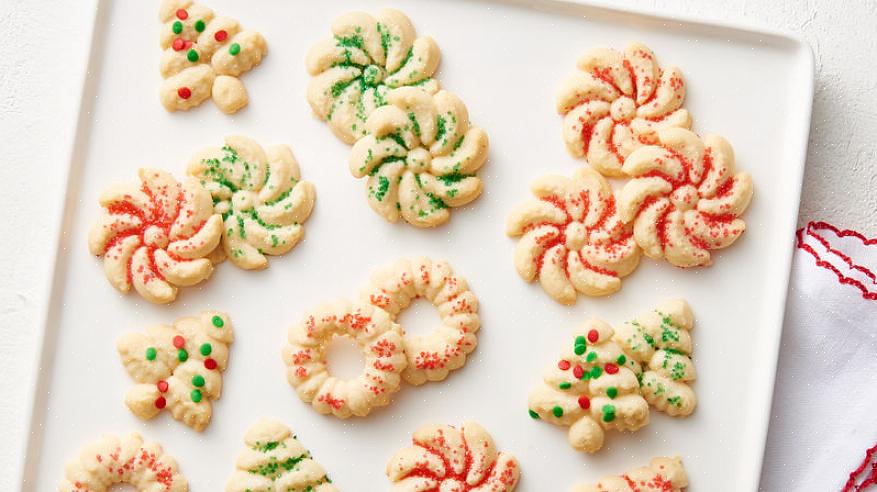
[796,221,877,301]
[841,442,877,492]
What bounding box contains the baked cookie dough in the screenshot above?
[58,433,187,492]
[618,128,754,267]
[306,9,441,144]
[362,257,479,385]
[87,168,222,304]
[570,456,688,492]
[187,136,316,270]
[506,166,640,305]
[349,87,488,227]
[226,418,337,492]
[557,42,691,177]
[387,421,520,491]
[282,300,407,418]
[159,0,267,113]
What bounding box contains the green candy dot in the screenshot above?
[552,406,564,418]
[602,404,616,422]
[194,19,205,32]
[586,351,598,363]
[617,354,627,365]
[145,347,157,361]
[192,374,205,387]
[528,409,540,419]
[575,335,586,346]
[559,382,571,390]
[574,344,586,356]
[200,343,212,356]
[172,21,183,34]
[607,386,618,399]
[177,349,188,362]
[581,371,591,380]
[211,315,224,327]
[187,48,199,62]
[229,43,241,56]
[191,389,202,403]
[590,366,603,379]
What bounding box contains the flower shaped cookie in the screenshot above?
[557,42,691,177]
[506,166,640,305]
[87,168,222,304]
[306,9,441,144]
[187,136,316,270]
[349,87,488,227]
[618,128,754,267]
[571,456,688,492]
[386,422,520,491]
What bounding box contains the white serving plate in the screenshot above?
[20,0,812,490]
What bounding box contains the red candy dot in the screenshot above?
[214,30,228,42]
[578,395,591,409]
[176,8,188,20]
[173,335,186,348]
[204,358,217,370]
[172,38,186,51]
[604,363,619,375]
[154,396,167,409]
[573,365,584,379]
[587,329,599,343]
[156,380,169,392]
[557,359,571,371]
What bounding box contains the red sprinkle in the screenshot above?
[177,87,191,100]
[172,335,186,348]
[204,358,217,370]
[605,363,619,375]
[572,365,584,379]
[214,30,228,42]
[156,380,168,392]
[587,329,599,343]
[557,359,571,371]
[578,396,591,409]
[154,396,167,409]
[172,38,186,51]
[176,9,188,20]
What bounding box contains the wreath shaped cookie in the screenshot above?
[618,128,754,267]
[506,166,640,305]
[187,136,316,270]
[557,42,691,177]
[116,311,233,431]
[362,257,480,385]
[87,168,222,304]
[282,300,407,418]
[570,456,688,492]
[386,421,520,491]
[59,433,187,492]
[349,87,488,227]
[306,9,441,144]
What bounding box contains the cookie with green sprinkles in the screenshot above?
[116,310,234,431]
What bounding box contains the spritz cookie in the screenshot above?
[570,456,688,492]
[187,136,316,270]
[159,0,267,113]
[387,421,520,491]
[58,433,187,492]
[117,311,233,431]
[349,88,488,227]
[87,168,222,304]
[557,42,691,177]
[362,257,479,385]
[506,166,640,305]
[282,300,407,418]
[306,9,441,144]
[226,418,337,492]
[618,128,754,267]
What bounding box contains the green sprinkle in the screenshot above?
[552,406,564,418]
[574,344,586,356]
[559,382,572,390]
[602,404,616,422]
[229,43,241,56]
[607,386,618,399]
[200,343,212,356]
[192,374,205,387]
[194,19,205,32]
[528,409,540,419]
[172,21,183,34]
[145,347,157,361]
[177,349,188,362]
[617,354,627,365]
[212,315,224,327]
[575,335,587,346]
[187,48,199,62]
[590,366,603,379]
[586,352,598,363]
[191,389,202,403]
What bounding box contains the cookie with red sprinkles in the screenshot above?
[570,456,688,492]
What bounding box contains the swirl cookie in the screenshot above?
[116,311,233,431]
[159,0,267,113]
[282,300,407,418]
[557,42,691,177]
[387,421,520,491]
[226,418,337,492]
[618,128,754,267]
[306,9,441,144]
[570,456,688,492]
[87,168,222,304]
[362,257,479,385]
[506,166,640,305]
[59,433,187,492]
[349,88,488,227]
[187,136,316,270]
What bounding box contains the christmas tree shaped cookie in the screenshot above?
[116,311,233,431]
[159,0,267,114]
[226,418,338,492]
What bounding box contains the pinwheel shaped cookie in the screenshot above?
[571,456,688,492]
[349,87,488,228]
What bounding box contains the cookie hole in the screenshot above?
[326,335,365,380]
[396,297,441,338]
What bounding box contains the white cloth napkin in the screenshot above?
[759,222,877,491]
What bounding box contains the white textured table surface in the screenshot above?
[1,1,874,490]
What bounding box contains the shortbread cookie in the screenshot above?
[614,300,696,416]
[187,136,316,270]
[59,433,187,492]
[87,168,222,304]
[557,42,691,177]
[306,9,441,144]
[528,319,650,453]
[387,421,520,491]
[349,88,488,227]
[116,311,233,431]
[226,418,337,492]
[159,0,267,113]
[618,128,754,267]
[506,166,640,305]
[282,300,407,418]
[362,257,479,385]
[570,456,688,492]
